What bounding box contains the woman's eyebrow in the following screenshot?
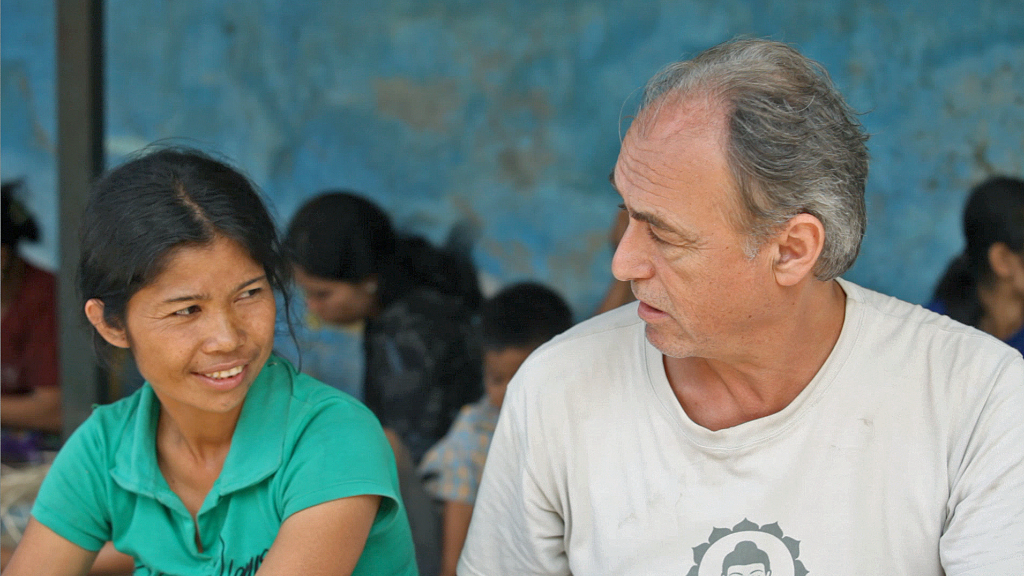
[236,275,268,291]
[160,275,267,305]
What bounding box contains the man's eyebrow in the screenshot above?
[611,169,699,243]
[623,203,701,245]
[629,209,674,232]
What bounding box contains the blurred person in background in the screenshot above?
[285,190,482,576]
[419,282,573,576]
[1,181,61,462]
[929,176,1024,356]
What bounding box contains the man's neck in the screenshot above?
[664,280,847,431]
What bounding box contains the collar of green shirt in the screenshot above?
[109,356,290,516]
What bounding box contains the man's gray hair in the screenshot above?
[638,38,869,280]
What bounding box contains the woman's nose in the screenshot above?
[202,310,246,353]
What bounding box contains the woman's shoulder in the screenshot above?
[82,387,148,438]
[51,387,149,475]
[268,355,382,431]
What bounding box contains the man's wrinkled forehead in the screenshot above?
[613,93,732,193]
[629,91,729,144]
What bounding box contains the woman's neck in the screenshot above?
[156,401,240,464]
[154,402,240,524]
[978,281,1024,340]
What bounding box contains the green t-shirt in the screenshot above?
[32,355,417,575]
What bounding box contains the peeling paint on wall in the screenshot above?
[3,0,1023,311]
[374,77,463,132]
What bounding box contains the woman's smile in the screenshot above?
[194,362,250,391]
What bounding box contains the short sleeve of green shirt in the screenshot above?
[273,370,418,575]
[274,377,404,526]
[32,400,128,551]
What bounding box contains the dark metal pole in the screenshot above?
[56,0,106,438]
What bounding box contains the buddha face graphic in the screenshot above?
[687,519,806,576]
[722,541,771,576]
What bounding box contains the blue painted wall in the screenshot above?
[3,0,1024,314]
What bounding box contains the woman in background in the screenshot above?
[5,149,416,576]
[1,182,61,454]
[929,176,1024,355]
[286,191,482,576]
[285,191,482,466]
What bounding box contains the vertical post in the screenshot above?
[56,0,105,438]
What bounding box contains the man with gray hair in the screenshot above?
[458,38,1024,575]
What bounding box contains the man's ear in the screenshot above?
[770,213,826,287]
[84,299,129,349]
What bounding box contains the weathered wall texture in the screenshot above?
[3,0,1023,311]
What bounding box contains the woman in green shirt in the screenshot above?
[5,148,417,576]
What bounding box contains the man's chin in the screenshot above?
[645,322,710,361]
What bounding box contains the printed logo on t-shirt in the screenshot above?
[129,543,269,576]
[686,519,807,576]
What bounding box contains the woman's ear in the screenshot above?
[84,299,129,349]
[987,242,1023,280]
[771,213,826,287]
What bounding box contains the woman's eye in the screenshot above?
[239,287,262,299]
[174,305,200,317]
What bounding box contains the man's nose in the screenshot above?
[611,218,654,282]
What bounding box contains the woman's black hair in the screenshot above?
[2,180,41,247]
[284,191,482,310]
[480,282,574,351]
[78,147,296,362]
[932,176,1024,327]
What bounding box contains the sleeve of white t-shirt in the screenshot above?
[457,366,570,576]
[939,353,1024,574]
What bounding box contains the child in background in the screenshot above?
[418,282,573,576]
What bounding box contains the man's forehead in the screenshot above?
[612,96,730,191]
[631,92,728,143]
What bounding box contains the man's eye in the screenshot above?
[646,226,669,244]
[174,305,200,317]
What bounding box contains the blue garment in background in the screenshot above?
[274,295,366,401]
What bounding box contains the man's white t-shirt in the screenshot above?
[459,279,1024,575]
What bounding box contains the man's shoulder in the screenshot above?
[506,302,647,401]
[841,279,1023,374]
